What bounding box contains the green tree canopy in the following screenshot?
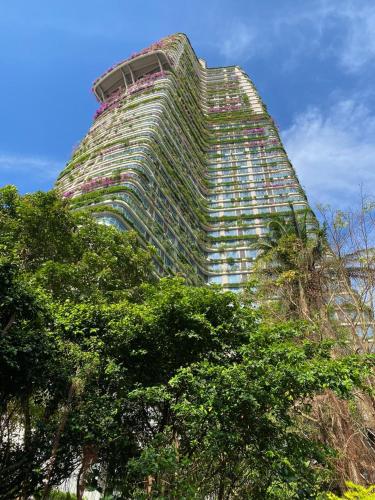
[0,187,373,499]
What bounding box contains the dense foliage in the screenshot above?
[0,187,373,499]
[327,482,375,499]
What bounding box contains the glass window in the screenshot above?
[208,275,222,284]
[245,249,258,258]
[242,228,256,235]
[226,250,240,259]
[209,263,222,271]
[207,252,221,260]
[227,274,242,284]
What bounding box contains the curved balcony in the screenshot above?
[93,51,171,102]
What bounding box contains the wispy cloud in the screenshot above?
[337,3,375,72]
[282,98,375,208]
[219,21,258,62]
[286,1,375,73]
[0,154,63,181]
[216,1,375,72]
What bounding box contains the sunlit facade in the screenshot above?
[56,33,310,290]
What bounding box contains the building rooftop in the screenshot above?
[92,50,171,102]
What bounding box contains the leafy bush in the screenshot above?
[327,482,375,499]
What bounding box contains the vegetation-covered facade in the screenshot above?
[56,33,310,289]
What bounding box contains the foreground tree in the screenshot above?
[327,481,375,499]
[317,198,375,354]
[253,206,327,322]
[39,279,372,499]
[0,187,373,499]
[0,258,68,498]
[0,187,155,499]
[252,202,375,490]
[120,319,371,499]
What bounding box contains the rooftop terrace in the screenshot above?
[92,51,171,102]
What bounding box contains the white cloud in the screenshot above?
[275,0,375,72]
[216,1,375,72]
[281,98,375,208]
[338,3,375,72]
[219,22,258,61]
[0,154,62,181]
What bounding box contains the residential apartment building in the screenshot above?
[56,33,310,290]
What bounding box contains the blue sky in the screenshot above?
[1,0,375,209]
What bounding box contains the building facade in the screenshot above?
[56,33,310,290]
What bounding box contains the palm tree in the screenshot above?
[254,205,375,488]
[254,204,327,319]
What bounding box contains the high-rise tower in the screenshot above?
[56,33,310,290]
